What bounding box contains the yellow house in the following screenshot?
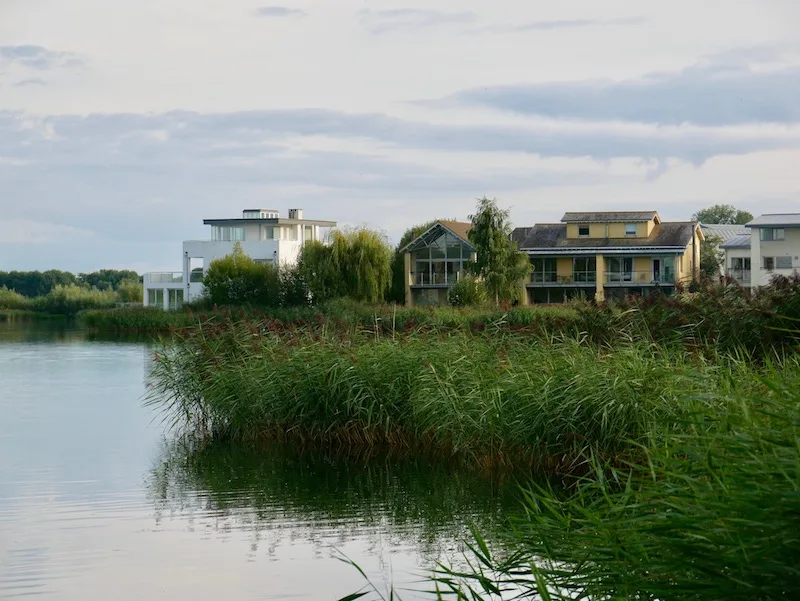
[512,211,703,303]
[401,221,475,307]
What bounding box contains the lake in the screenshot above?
[0,321,516,600]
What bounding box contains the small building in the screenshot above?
[143,208,336,310]
[721,213,800,288]
[700,224,749,277]
[401,221,475,307]
[513,211,703,304]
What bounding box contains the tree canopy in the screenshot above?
[467,197,529,304]
[699,234,725,278]
[202,243,281,306]
[692,204,753,225]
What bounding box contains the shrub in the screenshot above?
[0,286,30,310]
[31,284,118,316]
[203,243,281,307]
[447,275,487,307]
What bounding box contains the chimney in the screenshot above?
[288,208,303,220]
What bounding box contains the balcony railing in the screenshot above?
[605,271,675,285]
[145,272,184,284]
[727,269,751,282]
[412,271,464,286]
[530,273,596,285]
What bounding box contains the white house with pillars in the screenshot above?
[143,208,336,310]
[721,213,800,288]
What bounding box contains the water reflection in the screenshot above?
[0,319,155,344]
[147,440,520,566]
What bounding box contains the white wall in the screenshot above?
[750,226,800,287]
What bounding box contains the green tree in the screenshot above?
[296,240,343,305]
[700,234,725,278]
[203,243,280,307]
[79,269,140,290]
[331,228,393,304]
[467,197,530,304]
[692,204,753,225]
[117,278,144,303]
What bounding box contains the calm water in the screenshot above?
[0,321,516,600]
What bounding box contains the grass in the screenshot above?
[146,318,777,473]
[431,361,800,601]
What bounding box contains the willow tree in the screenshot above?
[331,228,393,304]
[468,197,529,304]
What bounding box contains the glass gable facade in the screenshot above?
[410,230,473,286]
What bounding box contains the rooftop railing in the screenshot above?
[144,272,183,284]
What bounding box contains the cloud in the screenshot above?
[254,6,306,18]
[448,49,800,126]
[0,45,82,70]
[0,219,96,245]
[14,78,47,87]
[476,16,646,34]
[358,9,476,34]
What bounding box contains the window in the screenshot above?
[776,256,792,269]
[764,257,775,271]
[168,289,184,309]
[304,225,314,241]
[573,257,596,282]
[760,228,785,241]
[606,257,633,282]
[212,226,245,242]
[273,226,298,241]
[261,226,274,240]
[147,289,164,307]
[578,225,590,237]
[531,258,557,283]
[411,232,470,286]
[254,259,273,267]
[625,224,637,236]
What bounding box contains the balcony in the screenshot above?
[412,271,464,287]
[529,273,596,286]
[144,272,184,285]
[727,268,751,283]
[604,271,675,285]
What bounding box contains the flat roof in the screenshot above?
[204,218,337,227]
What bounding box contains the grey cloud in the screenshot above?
[475,16,645,34]
[448,50,800,126]
[254,6,306,18]
[0,45,82,70]
[359,9,476,34]
[14,78,47,87]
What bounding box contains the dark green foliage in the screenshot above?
[202,242,281,307]
[692,203,754,225]
[447,275,488,307]
[78,269,141,290]
[0,270,79,297]
[468,197,529,304]
[699,233,724,277]
[297,240,344,304]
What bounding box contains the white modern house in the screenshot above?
[721,213,800,288]
[700,223,749,277]
[143,208,336,309]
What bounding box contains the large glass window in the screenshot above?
[573,257,596,282]
[606,257,633,282]
[147,289,164,307]
[411,231,471,286]
[760,228,785,241]
[168,289,184,310]
[261,226,274,240]
[304,225,314,241]
[776,256,792,269]
[212,226,245,242]
[531,258,557,283]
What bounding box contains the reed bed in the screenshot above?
[431,359,800,601]
[146,318,766,472]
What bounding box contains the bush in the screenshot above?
[117,278,143,303]
[203,243,281,307]
[0,286,30,310]
[31,284,117,316]
[447,275,487,307]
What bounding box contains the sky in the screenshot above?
[1,0,799,272]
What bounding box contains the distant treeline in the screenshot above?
[0,269,140,297]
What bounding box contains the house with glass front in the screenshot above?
[512,211,703,303]
[401,221,475,306]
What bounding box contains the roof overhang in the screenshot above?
[521,247,687,256]
[204,219,337,227]
[402,222,475,253]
